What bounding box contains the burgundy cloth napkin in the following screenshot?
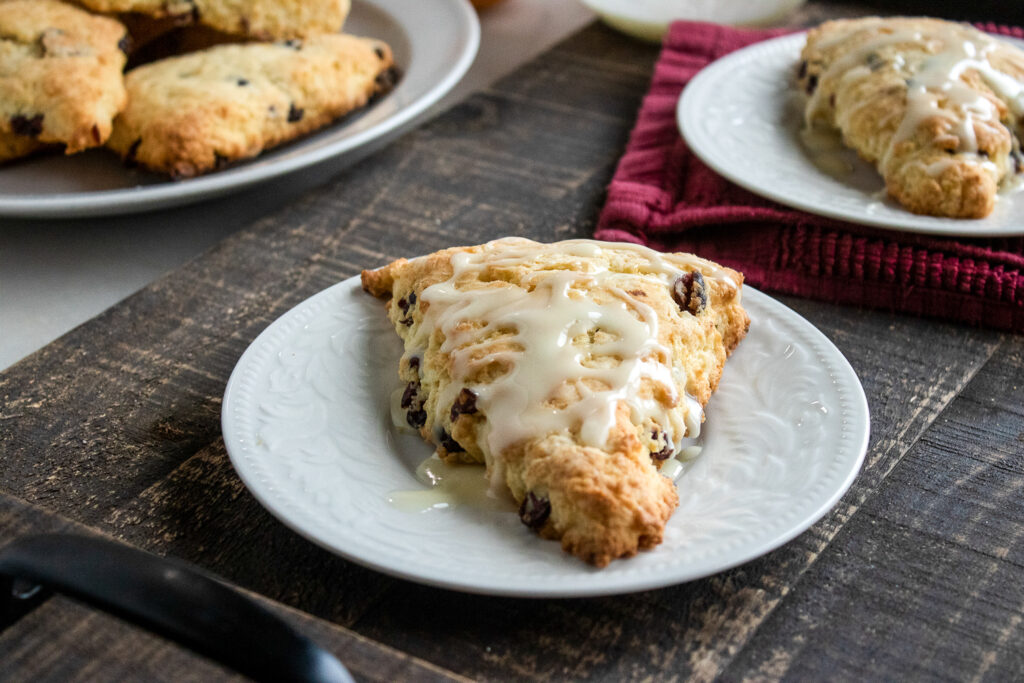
[595,21,1024,332]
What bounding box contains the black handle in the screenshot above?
[0,534,352,683]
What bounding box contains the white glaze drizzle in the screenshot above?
[413,238,729,487]
[889,31,997,161]
[806,21,1024,182]
[799,125,855,178]
[806,28,926,124]
[387,455,511,513]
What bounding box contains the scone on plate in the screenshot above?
[0,0,128,161]
[76,0,351,41]
[362,238,749,567]
[106,34,396,177]
[800,17,1024,218]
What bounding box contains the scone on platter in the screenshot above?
[362,238,749,567]
[0,0,128,161]
[106,34,396,178]
[799,17,1024,218]
[76,0,351,41]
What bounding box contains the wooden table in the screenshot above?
[2,3,1023,680]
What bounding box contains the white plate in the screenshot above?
[221,275,869,597]
[0,0,479,218]
[678,33,1024,237]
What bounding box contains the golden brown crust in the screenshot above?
[362,238,749,567]
[0,130,47,163]
[800,17,1024,218]
[106,34,395,177]
[510,408,679,565]
[0,0,127,159]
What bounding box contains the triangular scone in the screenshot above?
[362,238,749,567]
[0,0,128,161]
[800,17,1024,218]
[106,34,395,177]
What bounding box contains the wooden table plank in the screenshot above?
[0,494,468,682]
[1,597,245,683]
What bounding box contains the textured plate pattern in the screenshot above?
[678,33,1024,237]
[222,277,869,597]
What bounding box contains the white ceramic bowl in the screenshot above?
[580,0,807,42]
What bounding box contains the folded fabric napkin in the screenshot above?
[595,21,1024,332]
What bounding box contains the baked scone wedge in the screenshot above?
[106,34,396,177]
[800,17,1024,218]
[0,0,128,161]
[362,238,749,567]
[76,0,351,41]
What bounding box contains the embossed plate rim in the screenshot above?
[222,275,870,597]
[0,0,479,218]
[678,32,1024,237]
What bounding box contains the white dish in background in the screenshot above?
[0,0,479,219]
[678,33,1024,237]
[221,275,870,598]
[580,0,806,43]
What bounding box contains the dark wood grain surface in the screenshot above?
[2,3,1024,681]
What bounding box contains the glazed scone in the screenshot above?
[106,34,396,177]
[75,0,351,40]
[800,17,1024,218]
[362,238,749,567]
[0,0,128,160]
[117,13,242,68]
